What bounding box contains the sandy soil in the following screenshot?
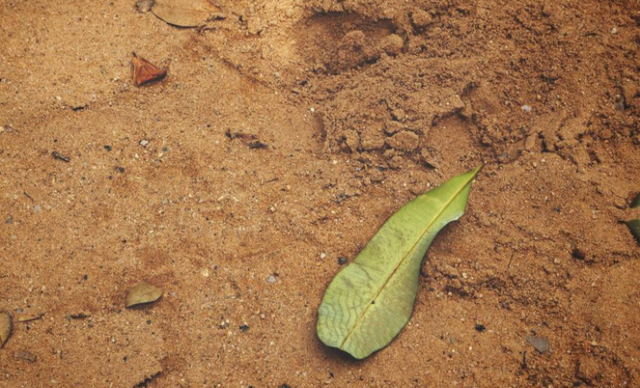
[1,0,640,387]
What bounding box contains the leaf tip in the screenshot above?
[626,219,640,242]
[631,193,640,209]
[0,312,12,348]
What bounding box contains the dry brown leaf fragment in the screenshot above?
[13,350,37,362]
[526,335,551,354]
[0,312,12,347]
[132,53,166,87]
[135,0,154,13]
[125,282,163,308]
[151,0,223,27]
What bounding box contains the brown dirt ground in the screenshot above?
[1,0,640,387]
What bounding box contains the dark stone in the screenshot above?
[248,140,267,149]
[572,248,586,260]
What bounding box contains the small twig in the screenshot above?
[263,177,279,184]
[23,192,35,202]
[505,253,515,273]
[51,151,71,162]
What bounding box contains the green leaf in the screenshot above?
[627,219,640,243]
[631,193,640,209]
[317,166,482,359]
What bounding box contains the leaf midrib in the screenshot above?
[339,170,478,351]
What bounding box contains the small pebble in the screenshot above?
[139,140,149,147]
[526,335,551,354]
[104,145,112,151]
[34,205,41,213]
[320,252,327,259]
[521,105,532,112]
[201,268,210,277]
[338,257,348,265]
[267,275,276,283]
[239,325,250,332]
[475,324,485,332]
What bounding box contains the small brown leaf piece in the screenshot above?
[13,350,37,362]
[132,53,166,87]
[0,312,12,347]
[135,0,154,13]
[526,335,551,354]
[125,282,163,308]
[151,0,223,27]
